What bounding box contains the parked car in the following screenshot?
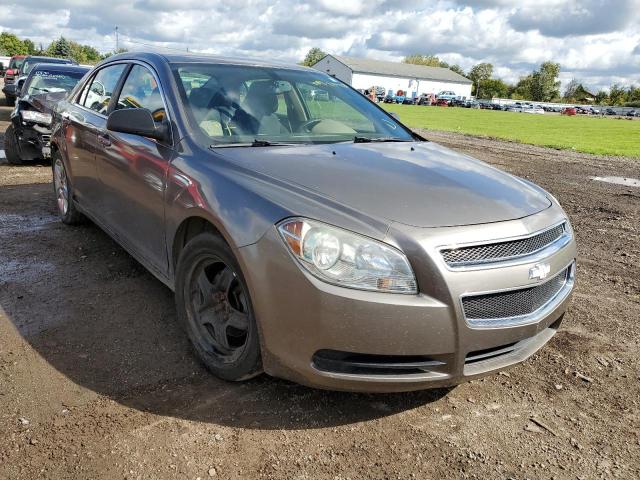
[627,109,640,117]
[383,90,395,103]
[561,107,577,116]
[50,52,576,392]
[402,93,417,105]
[4,56,77,105]
[416,93,433,105]
[605,108,617,115]
[434,98,449,107]
[575,106,592,114]
[2,55,27,106]
[523,105,545,114]
[436,90,457,101]
[3,63,89,165]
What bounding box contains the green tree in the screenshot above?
[468,63,493,97]
[403,54,449,68]
[301,47,326,67]
[511,75,534,99]
[563,78,580,100]
[530,61,561,101]
[0,32,29,55]
[594,90,609,105]
[478,78,511,99]
[608,84,627,105]
[448,64,467,77]
[48,36,72,58]
[23,39,37,54]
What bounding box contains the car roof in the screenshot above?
[25,56,73,63]
[31,64,90,73]
[101,51,311,72]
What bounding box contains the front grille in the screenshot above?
[441,223,566,267]
[462,265,570,322]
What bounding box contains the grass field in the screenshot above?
[381,104,640,158]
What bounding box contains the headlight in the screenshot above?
[278,218,417,294]
[21,110,52,125]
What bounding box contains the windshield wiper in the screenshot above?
[210,139,297,148]
[353,136,412,143]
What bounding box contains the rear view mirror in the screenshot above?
[107,108,167,142]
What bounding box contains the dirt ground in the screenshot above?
[1,87,639,479]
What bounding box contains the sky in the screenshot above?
[1,0,639,91]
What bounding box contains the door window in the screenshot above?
[115,65,166,124]
[82,64,127,115]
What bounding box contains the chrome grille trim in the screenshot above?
[440,222,568,269]
[461,262,575,328]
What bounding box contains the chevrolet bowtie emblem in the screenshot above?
[529,263,551,280]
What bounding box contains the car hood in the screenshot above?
[27,91,67,113]
[215,141,551,228]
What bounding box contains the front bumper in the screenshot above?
[237,205,576,392]
[12,121,52,160]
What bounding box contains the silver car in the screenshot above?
[50,52,576,392]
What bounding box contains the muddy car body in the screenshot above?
[50,52,576,392]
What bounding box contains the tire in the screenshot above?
[5,95,15,107]
[52,152,85,224]
[4,124,23,165]
[175,232,262,381]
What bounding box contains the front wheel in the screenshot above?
[175,233,262,381]
[4,124,23,165]
[52,153,84,224]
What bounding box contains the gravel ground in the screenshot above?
[1,91,639,479]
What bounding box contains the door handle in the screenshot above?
[98,134,111,147]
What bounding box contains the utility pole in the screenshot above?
[115,26,119,51]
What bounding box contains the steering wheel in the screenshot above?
[297,119,323,133]
[91,81,106,96]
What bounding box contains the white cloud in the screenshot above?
[0,0,638,91]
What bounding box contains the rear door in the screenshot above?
[94,62,174,275]
[61,63,127,215]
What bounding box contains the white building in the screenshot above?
[312,54,473,99]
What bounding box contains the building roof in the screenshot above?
[320,55,472,84]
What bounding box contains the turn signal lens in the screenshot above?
[277,218,418,294]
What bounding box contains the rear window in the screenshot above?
[9,58,25,70]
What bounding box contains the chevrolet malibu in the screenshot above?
[50,52,576,392]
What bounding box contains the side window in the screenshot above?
[82,64,127,115]
[115,65,166,124]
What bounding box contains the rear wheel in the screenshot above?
[52,152,84,224]
[175,233,262,381]
[4,124,23,165]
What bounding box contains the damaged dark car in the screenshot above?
[4,63,89,164]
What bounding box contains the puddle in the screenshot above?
[0,213,58,236]
[590,176,640,187]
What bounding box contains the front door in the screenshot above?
[62,63,127,214]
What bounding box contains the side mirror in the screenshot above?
[107,108,168,142]
[389,112,400,121]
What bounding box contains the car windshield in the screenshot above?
[172,63,414,146]
[27,69,86,96]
